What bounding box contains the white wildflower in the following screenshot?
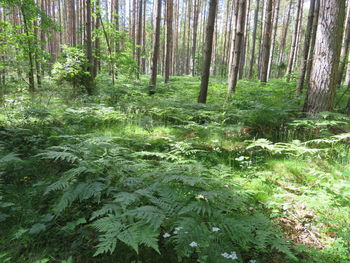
[249,260,257,263]
[221,252,230,258]
[212,227,220,232]
[228,251,238,260]
[163,233,171,238]
[189,241,198,247]
[175,227,183,231]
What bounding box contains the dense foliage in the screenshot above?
[0,76,349,262]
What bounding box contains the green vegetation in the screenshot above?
[0,76,349,263]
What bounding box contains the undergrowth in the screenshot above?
[0,76,349,263]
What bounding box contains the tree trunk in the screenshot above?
[277,0,292,77]
[192,0,200,76]
[227,0,247,100]
[305,0,320,85]
[259,0,273,82]
[286,0,302,80]
[304,0,345,116]
[296,0,316,94]
[164,0,173,83]
[267,0,280,80]
[21,5,35,93]
[93,0,100,79]
[85,0,94,94]
[337,2,350,88]
[198,0,217,104]
[136,0,143,79]
[150,0,162,87]
[248,0,260,79]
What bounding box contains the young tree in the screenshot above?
[337,2,350,88]
[304,0,345,116]
[150,0,162,88]
[198,0,217,103]
[227,0,247,100]
[259,0,273,82]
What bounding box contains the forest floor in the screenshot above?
[0,75,349,263]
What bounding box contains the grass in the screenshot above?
[0,75,349,262]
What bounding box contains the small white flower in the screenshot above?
[189,241,198,247]
[228,251,238,260]
[212,227,220,232]
[163,233,171,238]
[221,252,230,258]
[175,227,183,231]
[249,260,257,263]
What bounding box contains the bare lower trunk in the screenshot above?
[304,0,345,116]
[198,0,217,104]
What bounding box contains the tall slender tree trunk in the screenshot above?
[296,0,316,94]
[192,0,200,76]
[337,2,350,88]
[277,0,292,77]
[150,0,162,87]
[198,0,217,103]
[85,0,94,94]
[304,0,345,116]
[259,0,273,82]
[136,0,143,79]
[164,0,173,83]
[21,5,35,93]
[248,0,260,79]
[267,0,280,80]
[93,0,100,79]
[286,0,302,80]
[305,0,320,84]
[227,0,247,101]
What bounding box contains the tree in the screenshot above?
[304,0,346,116]
[259,0,273,82]
[150,0,162,88]
[296,0,316,94]
[164,0,173,83]
[197,0,217,104]
[84,0,94,95]
[227,0,247,100]
[286,0,302,80]
[337,2,350,88]
[248,0,260,79]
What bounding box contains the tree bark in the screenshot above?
[286,0,302,80]
[304,0,345,116]
[164,0,173,83]
[150,0,162,87]
[296,0,316,95]
[259,0,273,82]
[227,0,247,100]
[337,2,350,88]
[198,0,217,103]
[248,0,260,79]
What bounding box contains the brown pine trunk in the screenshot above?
[305,0,320,84]
[164,0,173,83]
[286,0,302,80]
[267,0,280,80]
[85,0,94,94]
[136,0,143,79]
[277,0,292,77]
[296,0,316,94]
[248,0,260,79]
[259,0,273,82]
[337,3,350,88]
[150,0,162,87]
[304,0,345,116]
[227,0,247,100]
[198,0,217,104]
[192,0,200,76]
